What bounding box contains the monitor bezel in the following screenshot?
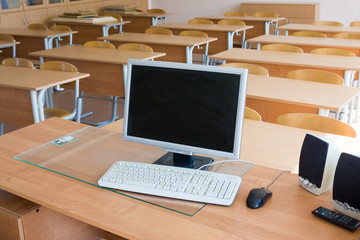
[123,59,248,160]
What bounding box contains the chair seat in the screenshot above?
[44,108,71,118]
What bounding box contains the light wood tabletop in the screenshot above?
[151,22,253,54]
[99,32,217,63]
[246,74,360,122]
[211,48,360,86]
[247,34,360,55]
[0,65,89,126]
[278,23,360,37]
[0,117,359,239]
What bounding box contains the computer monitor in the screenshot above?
[123,59,248,170]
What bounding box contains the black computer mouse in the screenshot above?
[246,187,273,209]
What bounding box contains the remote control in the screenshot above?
[312,206,360,231]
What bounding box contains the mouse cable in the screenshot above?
[266,170,291,190]
[197,159,255,177]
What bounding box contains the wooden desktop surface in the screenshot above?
[0,40,20,47]
[99,32,217,63]
[247,35,360,55]
[29,45,166,96]
[151,23,253,54]
[0,118,359,239]
[0,66,89,126]
[211,48,360,81]
[278,23,360,37]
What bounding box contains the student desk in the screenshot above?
[0,65,89,127]
[151,23,253,54]
[49,17,130,44]
[0,40,20,57]
[247,35,360,55]
[29,45,165,125]
[196,15,286,37]
[278,23,360,37]
[0,29,77,59]
[121,12,174,33]
[247,74,360,123]
[0,117,359,240]
[211,48,360,87]
[99,32,217,64]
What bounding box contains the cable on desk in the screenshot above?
[266,170,291,190]
[197,159,255,177]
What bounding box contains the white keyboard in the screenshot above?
[98,161,242,206]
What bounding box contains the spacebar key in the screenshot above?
[122,180,156,188]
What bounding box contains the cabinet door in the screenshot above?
[24,8,48,25]
[0,11,26,29]
[0,0,22,12]
[23,0,46,10]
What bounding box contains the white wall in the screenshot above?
[149,0,360,26]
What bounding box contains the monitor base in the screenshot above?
[153,152,214,170]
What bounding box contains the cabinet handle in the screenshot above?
[27,17,30,24]
[23,17,26,25]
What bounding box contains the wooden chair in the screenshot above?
[350,21,360,27]
[145,27,172,35]
[292,31,327,38]
[84,41,115,49]
[50,25,72,47]
[39,61,79,120]
[220,62,269,76]
[0,34,14,41]
[218,19,246,26]
[224,11,247,17]
[118,43,153,52]
[252,12,278,17]
[1,57,34,68]
[287,69,343,85]
[179,30,209,64]
[244,106,262,121]
[261,43,303,53]
[275,113,356,137]
[146,8,166,14]
[28,23,48,30]
[310,48,356,57]
[313,21,343,27]
[333,32,360,39]
[188,19,214,24]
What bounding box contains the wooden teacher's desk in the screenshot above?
[247,74,360,123]
[0,28,77,59]
[0,65,89,127]
[278,23,360,37]
[121,12,173,33]
[151,22,253,54]
[49,17,130,44]
[0,118,359,239]
[211,48,360,87]
[99,32,217,64]
[247,34,360,55]
[0,39,20,57]
[196,15,286,37]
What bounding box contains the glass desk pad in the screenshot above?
[13,126,253,216]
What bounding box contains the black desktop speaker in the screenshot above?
[333,152,360,220]
[298,134,341,195]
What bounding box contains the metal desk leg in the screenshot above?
[344,70,355,87]
[227,32,235,49]
[12,44,16,57]
[185,46,194,64]
[30,91,40,123]
[264,22,270,35]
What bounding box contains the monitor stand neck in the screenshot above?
[153,152,214,170]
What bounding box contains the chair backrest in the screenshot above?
[118,43,153,52]
[350,21,360,27]
[252,11,278,18]
[2,58,34,68]
[50,25,72,44]
[28,23,48,30]
[292,31,327,38]
[0,34,14,41]
[276,113,356,137]
[147,8,166,14]
[220,62,269,76]
[313,20,343,27]
[310,48,356,57]
[145,27,172,35]
[286,69,344,85]
[179,30,208,38]
[224,11,247,17]
[188,19,214,24]
[102,13,122,22]
[261,43,303,53]
[218,19,246,26]
[40,61,77,72]
[244,106,262,121]
[84,41,115,49]
[333,32,360,39]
